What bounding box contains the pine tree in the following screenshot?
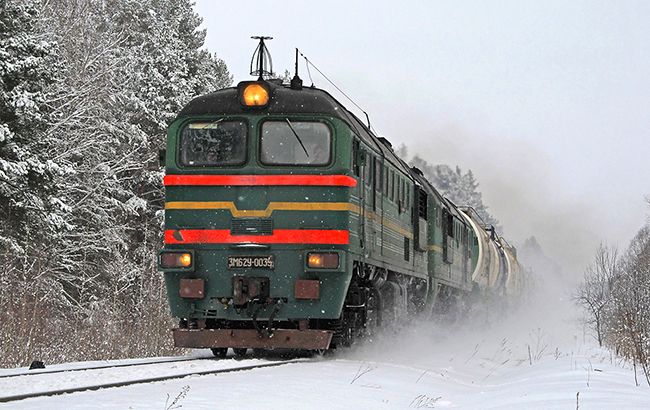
[0,0,70,253]
[410,154,500,229]
[0,0,76,366]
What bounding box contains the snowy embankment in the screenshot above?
[3,290,650,409]
[2,340,648,409]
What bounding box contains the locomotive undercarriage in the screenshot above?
[329,261,429,348]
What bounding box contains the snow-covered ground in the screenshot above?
[3,290,650,409]
[2,341,649,409]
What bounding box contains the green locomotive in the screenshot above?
[159,40,522,356]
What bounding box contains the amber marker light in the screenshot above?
[160,252,193,269]
[242,83,269,106]
[308,253,323,267]
[307,253,339,269]
[179,253,192,267]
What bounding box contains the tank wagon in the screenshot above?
[158,40,522,356]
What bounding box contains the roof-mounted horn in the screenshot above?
[250,36,274,80]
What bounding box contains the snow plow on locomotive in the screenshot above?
[158,39,523,356]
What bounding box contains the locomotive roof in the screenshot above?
[178,81,347,119]
[178,80,414,176]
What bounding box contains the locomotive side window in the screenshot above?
[414,187,428,251]
[260,121,331,165]
[179,120,247,166]
[417,188,428,219]
[447,212,454,238]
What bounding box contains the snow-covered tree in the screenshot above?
[408,154,500,229]
[45,0,232,352]
[604,225,650,384]
[577,223,650,385]
[575,244,618,346]
[0,0,78,367]
[0,0,232,366]
[0,0,71,252]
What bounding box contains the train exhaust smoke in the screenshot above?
[391,123,603,281]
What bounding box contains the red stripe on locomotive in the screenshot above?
[163,174,357,187]
[164,229,350,245]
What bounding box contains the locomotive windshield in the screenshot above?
[179,120,247,166]
[260,120,331,166]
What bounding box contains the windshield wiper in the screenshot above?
[192,118,225,142]
[199,117,224,129]
[285,118,309,157]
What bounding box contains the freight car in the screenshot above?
[158,39,522,356]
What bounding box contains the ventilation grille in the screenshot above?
[231,218,273,235]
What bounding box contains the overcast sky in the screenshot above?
[195,0,649,275]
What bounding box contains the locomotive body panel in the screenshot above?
[162,113,358,323]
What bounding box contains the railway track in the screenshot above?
[0,355,214,380]
[0,356,309,404]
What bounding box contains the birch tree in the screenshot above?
[574,244,618,346]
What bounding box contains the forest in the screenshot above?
[0,0,231,367]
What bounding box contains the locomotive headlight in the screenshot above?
[160,252,193,269]
[178,253,192,267]
[307,253,339,269]
[241,83,269,107]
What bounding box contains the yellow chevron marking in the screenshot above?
[382,217,414,239]
[351,207,413,239]
[165,201,355,218]
[165,201,414,239]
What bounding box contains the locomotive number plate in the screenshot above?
[227,255,275,270]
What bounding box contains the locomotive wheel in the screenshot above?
[210,348,228,358]
[233,348,248,357]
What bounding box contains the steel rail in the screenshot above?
[0,355,214,380]
[0,359,308,403]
